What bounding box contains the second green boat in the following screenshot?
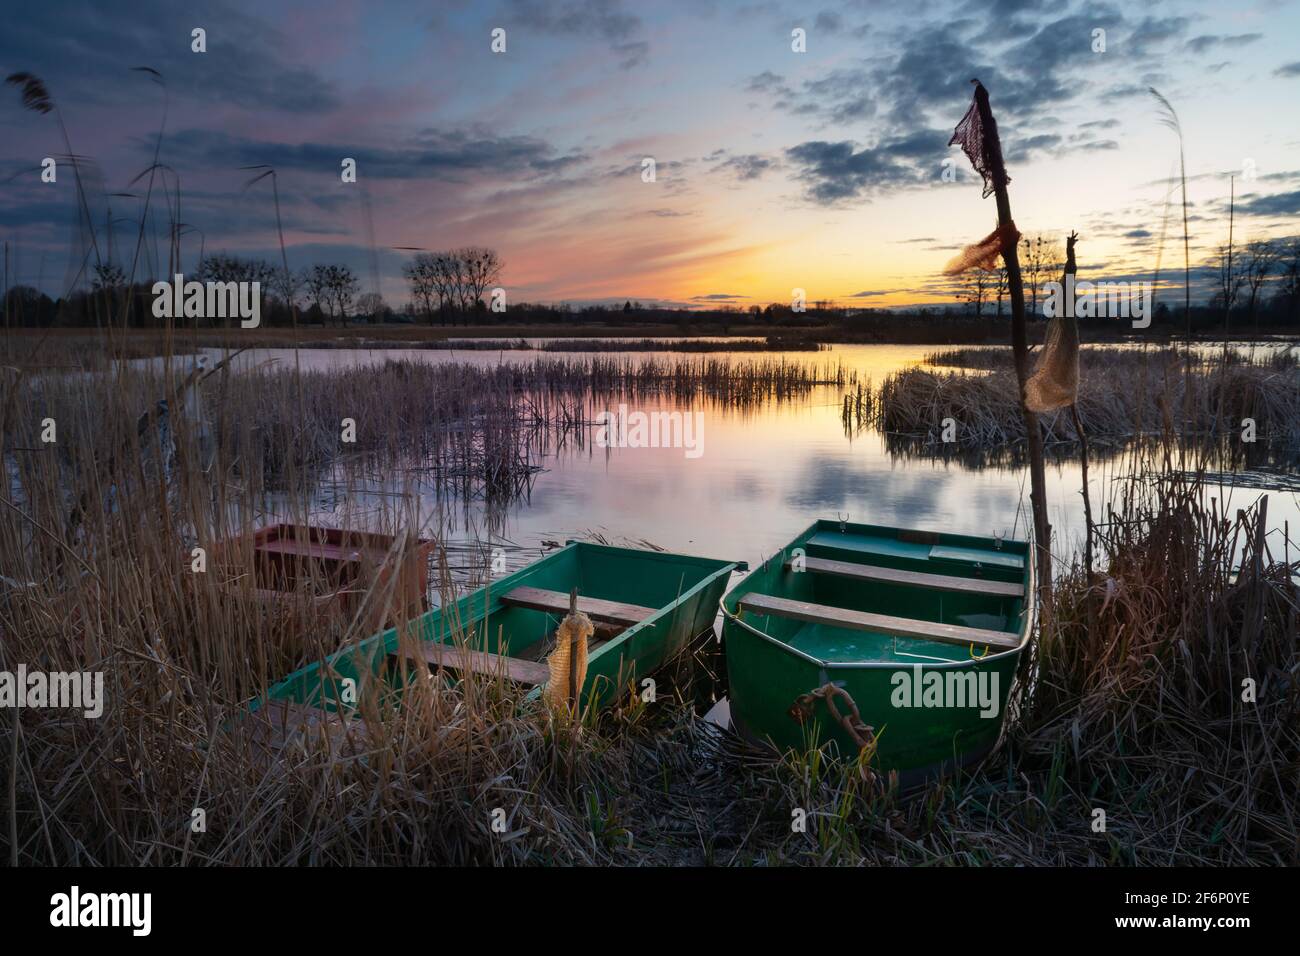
[721,518,1034,786]
[254,540,742,723]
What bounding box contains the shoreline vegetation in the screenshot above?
[1,338,1297,865]
[871,344,1300,467]
[5,325,1300,370]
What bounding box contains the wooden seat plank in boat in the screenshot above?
[394,641,551,687]
[805,530,1025,571]
[929,544,1025,570]
[253,537,364,561]
[806,530,933,562]
[738,592,1020,651]
[499,586,656,628]
[788,556,1022,599]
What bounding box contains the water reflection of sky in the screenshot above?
[213,343,1298,576]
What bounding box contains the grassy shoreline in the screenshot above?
[6,325,1300,366]
[1,341,1296,865]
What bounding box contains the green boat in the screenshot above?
[720,519,1033,785]
[251,541,742,733]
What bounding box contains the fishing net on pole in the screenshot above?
[1024,309,1079,412]
[943,222,1020,275]
[948,92,1010,199]
[943,83,1019,276]
[544,608,592,713]
[1025,232,1082,413]
[944,80,1081,413]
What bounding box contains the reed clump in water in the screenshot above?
[10,349,839,511]
[510,355,847,403]
[926,343,1297,373]
[876,348,1300,466]
[840,380,874,436]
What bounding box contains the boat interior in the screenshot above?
[734,522,1030,665]
[385,542,723,688]
[391,585,657,688]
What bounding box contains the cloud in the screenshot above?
[744,71,789,94]
[1098,83,1149,103]
[1275,62,1300,78]
[712,153,776,181]
[748,7,1193,150]
[0,0,341,113]
[1184,33,1262,54]
[159,127,588,183]
[1005,133,1063,162]
[1232,190,1300,217]
[506,0,648,66]
[785,138,931,204]
[612,40,649,70]
[813,10,843,34]
[1124,15,1193,55]
[508,0,640,39]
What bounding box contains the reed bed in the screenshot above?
[840,380,874,436]
[8,352,840,508]
[3,447,1293,865]
[877,351,1300,466]
[1002,456,1298,864]
[505,355,848,401]
[1,341,1295,866]
[924,343,1297,371]
[926,344,1176,371]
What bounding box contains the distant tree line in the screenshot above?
[2,254,390,329]
[0,246,514,329]
[953,233,1300,331]
[402,247,503,326]
[5,236,1300,336]
[1212,237,1300,334]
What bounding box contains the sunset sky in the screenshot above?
[2,0,1299,310]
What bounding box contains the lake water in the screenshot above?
[202,341,1298,583]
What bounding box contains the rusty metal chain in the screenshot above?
[788,682,876,753]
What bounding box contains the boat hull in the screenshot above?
[722,519,1033,784]
[725,628,1022,783]
[255,541,741,717]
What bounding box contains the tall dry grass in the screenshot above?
[1,341,1296,865]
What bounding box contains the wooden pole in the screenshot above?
[1071,404,1094,577]
[1062,232,1095,583]
[970,80,1054,619]
[567,587,580,715]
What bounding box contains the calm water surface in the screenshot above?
[205,342,1299,579]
